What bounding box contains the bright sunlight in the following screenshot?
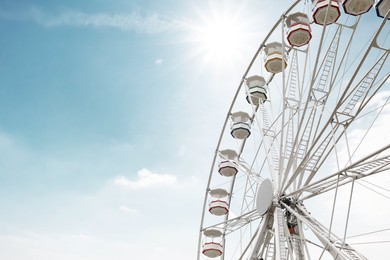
[189,2,254,68]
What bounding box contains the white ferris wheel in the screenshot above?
[197,0,390,259]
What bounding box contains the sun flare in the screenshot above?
[196,18,242,62]
[190,3,252,68]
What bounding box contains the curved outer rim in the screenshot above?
[196,0,302,259]
[197,1,390,259]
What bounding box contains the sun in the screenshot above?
[189,2,253,69]
[195,17,242,62]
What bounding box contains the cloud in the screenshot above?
[119,206,138,213]
[114,168,177,189]
[154,59,163,65]
[27,7,190,34]
[177,145,186,157]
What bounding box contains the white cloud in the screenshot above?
[177,145,186,157]
[77,233,93,240]
[28,8,190,34]
[119,206,138,213]
[154,59,163,65]
[0,132,14,148]
[114,168,177,189]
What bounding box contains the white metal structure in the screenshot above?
[198,0,390,259]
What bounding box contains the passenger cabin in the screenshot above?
[203,228,223,238]
[342,0,374,15]
[202,242,223,258]
[230,111,251,140]
[208,188,229,216]
[312,0,341,25]
[286,12,312,47]
[246,75,268,105]
[376,0,390,19]
[218,149,238,177]
[264,42,287,74]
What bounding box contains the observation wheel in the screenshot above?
[198,0,390,260]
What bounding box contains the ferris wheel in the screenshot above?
[197,0,390,259]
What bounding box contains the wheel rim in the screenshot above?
[198,0,390,259]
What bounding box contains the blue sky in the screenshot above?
[0,0,389,259]
[0,0,274,259]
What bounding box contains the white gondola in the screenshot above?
[218,161,238,177]
[342,0,374,15]
[209,188,229,198]
[208,188,229,216]
[286,12,312,47]
[245,75,268,105]
[202,242,223,258]
[208,200,229,215]
[218,149,238,177]
[203,228,223,238]
[312,0,341,25]
[264,42,287,74]
[230,111,251,139]
[376,0,390,19]
[202,228,223,257]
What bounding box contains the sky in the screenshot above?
[0,0,389,260]
[0,1,270,259]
